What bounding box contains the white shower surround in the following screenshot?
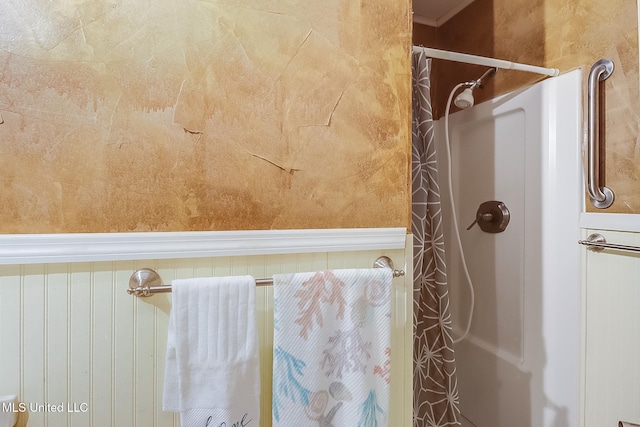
[436,70,582,426]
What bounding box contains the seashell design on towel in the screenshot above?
[272,268,392,426]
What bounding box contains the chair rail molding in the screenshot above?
[0,228,407,264]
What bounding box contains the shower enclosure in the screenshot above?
[436,70,582,427]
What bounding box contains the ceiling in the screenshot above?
[413,0,475,27]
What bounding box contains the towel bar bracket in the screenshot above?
[128,268,163,297]
[373,256,405,278]
[127,256,406,297]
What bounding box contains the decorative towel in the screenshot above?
[163,275,260,427]
[272,268,393,427]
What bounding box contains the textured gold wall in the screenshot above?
[414,0,640,213]
[0,0,412,233]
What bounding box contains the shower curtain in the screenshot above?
[411,51,460,426]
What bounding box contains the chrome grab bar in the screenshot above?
[578,233,640,254]
[587,59,615,208]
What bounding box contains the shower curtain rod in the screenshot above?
[412,46,560,77]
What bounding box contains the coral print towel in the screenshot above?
[272,268,393,427]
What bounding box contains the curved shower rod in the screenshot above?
[412,46,560,77]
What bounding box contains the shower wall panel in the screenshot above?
[435,70,582,427]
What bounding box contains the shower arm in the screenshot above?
[470,67,497,89]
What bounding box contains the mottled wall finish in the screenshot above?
[546,0,639,213]
[414,0,640,213]
[0,0,412,233]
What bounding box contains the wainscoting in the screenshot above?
[581,228,640,426]
[0,230,412,426]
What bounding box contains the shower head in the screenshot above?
[454,67,498,109]
[454,88,475,109]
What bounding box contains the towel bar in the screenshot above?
[127,256,405,297]
[578,233,640,254]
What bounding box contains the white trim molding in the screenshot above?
[412,14,437,27]
[0,228,407,265]
[580,213,640,233]
[412,0,476,28]
[435,0,475,26]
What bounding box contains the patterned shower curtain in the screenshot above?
[411,51,460,426]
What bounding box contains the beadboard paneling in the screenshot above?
[0,247,411,427]
[582,229,640,427]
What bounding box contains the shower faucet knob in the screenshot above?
[467,213,493,231]
[466,211,495,230]
[466,201,510,233]
[480,212,494,222]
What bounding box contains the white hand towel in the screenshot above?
[0,395,18,427]
[163,275,260,427]
[272,268,393,427]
